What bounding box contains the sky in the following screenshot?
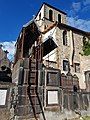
[0,0,90,60]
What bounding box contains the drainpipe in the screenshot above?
[69,30,74,66]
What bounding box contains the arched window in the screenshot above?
[58,14,61,23]
[63,30,67,46]
[49,10,53,21]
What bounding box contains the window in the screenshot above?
[83,36,86,45]
[58,14,61,23]
[39,13,41,20]
[63,60,69,71]
[49,10,53,21]
[88,74,90,82]
[44,25,47,29]
[74,63,80,73]
[63,30,67,46]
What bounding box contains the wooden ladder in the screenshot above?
[28,58,46,120]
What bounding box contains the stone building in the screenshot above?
[14,2,90,90]
[11,2,90,119]
[35,2,90,90]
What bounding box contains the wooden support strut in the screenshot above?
[21,28,25,58]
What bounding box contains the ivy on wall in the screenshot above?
[83,37,90,56]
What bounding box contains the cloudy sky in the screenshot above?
[0,0,90,60]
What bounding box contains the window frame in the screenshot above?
[63,30,67,46]
[74,63,80,73]
[63,60,69,71]
[58,14,61,23]
[49,9,53,21]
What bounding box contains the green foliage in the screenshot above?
[83,40,90,56]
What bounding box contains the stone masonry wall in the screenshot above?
[35,4,67,32]
[55,27,88,89]
[0,82,16,120]
[80,55,90,89]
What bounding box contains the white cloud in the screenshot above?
[68,2,81,18]
[0,41,16,61]
[72,2,81,12]
[68,17,90,32]
[68,1,90,18]
[83,0,90,6]
[67,1,90,32]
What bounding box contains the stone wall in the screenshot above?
[80,55,90,89]
[80,55,90,73]
[41,23,90,89]
[44,4,66,24]
[1,58,90,120]
[55,27,89,89]
[35,3,67,32]
[0,108,10,120]
[0,82,16,120]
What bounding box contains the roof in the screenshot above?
[86,32,90,36]
[16,19,41,45]
[23,19,34,28]
[23,18,41,31]
[42,21,90,36]
[35,2,67,19]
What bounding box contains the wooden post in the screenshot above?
[21,28,25,58]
